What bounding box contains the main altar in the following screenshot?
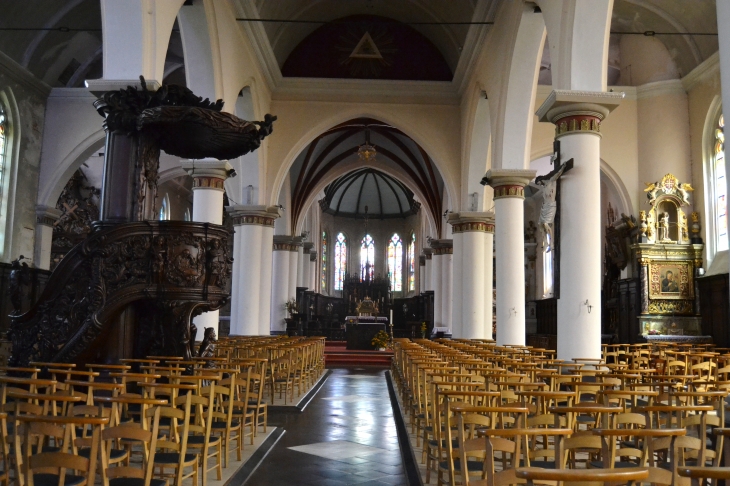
[345,296,389,350]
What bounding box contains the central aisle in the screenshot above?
[246,367,406,485]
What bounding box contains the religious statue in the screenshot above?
[9,256,30,315]
[535,164,567,249]
[188,322,197,359]
[197,327,217,358]
[679,210,688,242]
[658,212,670,242]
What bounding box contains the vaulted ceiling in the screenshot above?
[288,118,444,234]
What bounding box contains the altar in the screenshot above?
[344,298,389,350]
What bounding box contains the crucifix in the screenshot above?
[532,140,573,299]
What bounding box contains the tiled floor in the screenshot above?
[245,367,406,486]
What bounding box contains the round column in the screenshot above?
[418,256,426,294]
[536,92,622,360]
[441,242,454,334]
[34,206,62,270]
[423,249,433,291]
[296,242,305,288]
[259,223,275,335]
[271,237,293,334]
[182,159,231,341]
[302,243,314,289]
[289,237,302,302]
[449,214,494,339]
[451,233,463,338]
[484,227,494,339]
[228,207,278,336]
[487,170,536,346]
[430,245,443,326]
[309,252,318,291]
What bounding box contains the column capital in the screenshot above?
[273,235,298,251]
[485,169,536,199]
[181,159,233,192]
[430,239,453,255]
[227,205,280,227]
[302,242,315,254]
[447,211,495,233]
[309,251,317,262]
[423,248,433,260]
[536,90,624,138]
[36,205,62,227]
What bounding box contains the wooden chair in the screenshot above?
[210,377,244,468]
[181,391,220,486]
[150,393,197,486]
[516,466,648,486]
[101,405,163,486]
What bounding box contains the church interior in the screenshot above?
[1,0,730,485]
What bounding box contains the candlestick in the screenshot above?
[390,309,393,324]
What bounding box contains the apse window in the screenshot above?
[0,103,6,254]
[388,233,403,291]
[360,234,374,281]
[334,232,347,290]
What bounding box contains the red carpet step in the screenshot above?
[324,341,393,366]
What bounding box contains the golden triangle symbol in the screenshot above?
[349,32,383,59]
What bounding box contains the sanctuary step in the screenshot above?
[324,341,392,366]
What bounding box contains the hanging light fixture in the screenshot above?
[358,127,377,162]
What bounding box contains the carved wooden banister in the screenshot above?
[9,221,231,365]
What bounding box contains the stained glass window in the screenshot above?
[388,233,403,291]
[158,194,170,220]
[334,232,347,290]
[716,115,728,251]
[321,231,327,292]
[408,232,416,291]
[360,234,374,281]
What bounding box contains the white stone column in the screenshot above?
[271,236,294,334]
[259,223,275,336]
[309,251,318,291]
[486,169,536,346]
[289,237,302,301]
[301,242,313,289]
[182,159,231,341]
[423,248,433,291]
[449,213,495,339]
[451,233,463,338]
[34,206,62,270]
[296,240,306,288]
[440,241,454,333]
[536,91,622,360]
[418,256,426,293]
[484,227,494,339]
[227,206,279,336]
[430,245,443,326]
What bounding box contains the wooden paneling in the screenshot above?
[0,263,51,334]
[616,279,640,344]
[535,298,557,335]
[698,274,729,347]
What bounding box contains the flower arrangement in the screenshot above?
[284,298,298,315]
[371,330,390,350]
[648,329,661,336]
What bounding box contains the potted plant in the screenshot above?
[284,298,298,317]
[371,330,389,351]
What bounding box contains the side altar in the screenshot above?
[630,173,708,342]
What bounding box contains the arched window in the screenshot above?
[321,231,327,292]
[0,102,8,254]
[543,234,554,298]
[408,232,416,291]
[158,193,170,220]
[334,232,347,290]
[360,234,374,281]
[715,114,728,252]
[388,233,403,291]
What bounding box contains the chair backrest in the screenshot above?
[103,406,161,486]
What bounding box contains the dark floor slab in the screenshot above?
[244,367,407,486]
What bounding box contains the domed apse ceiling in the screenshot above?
[289,118,444,233]
[321,168,420,219]
[281,15,452,80]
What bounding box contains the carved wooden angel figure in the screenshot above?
[197,327,217,362]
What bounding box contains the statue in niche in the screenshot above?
[535,164,567,249]
[658,212,670,242]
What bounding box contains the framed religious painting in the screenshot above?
[648,261,693,300]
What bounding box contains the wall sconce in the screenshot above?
[583,300,593,314]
